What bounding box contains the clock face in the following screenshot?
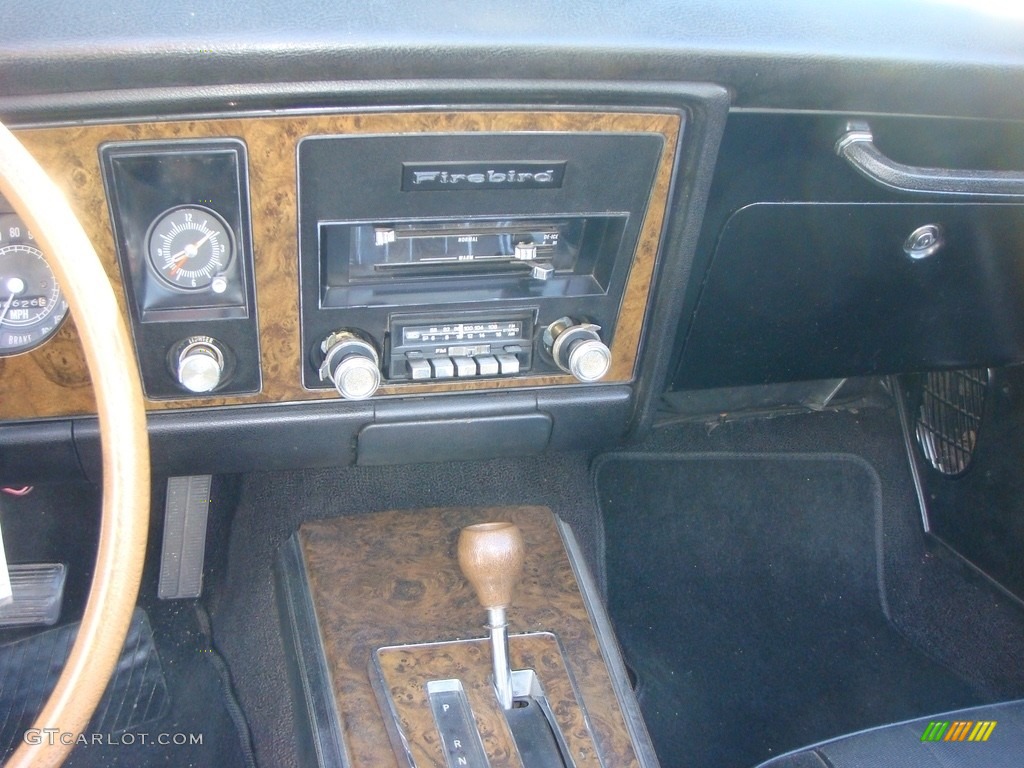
[147,205,234,291]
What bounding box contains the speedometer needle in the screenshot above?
[0,278,25,327]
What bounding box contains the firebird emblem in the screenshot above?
[401,162,567,191]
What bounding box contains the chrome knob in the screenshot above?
[319,330,382,400]
[544,317,612,383]
[176,337,225,393]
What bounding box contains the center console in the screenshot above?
[277,507,658,768]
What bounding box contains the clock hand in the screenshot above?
[169,231,216,274]
[192,230,214,249]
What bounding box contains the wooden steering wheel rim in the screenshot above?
[0,122,150,767]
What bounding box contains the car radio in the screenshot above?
[297,129,666,398]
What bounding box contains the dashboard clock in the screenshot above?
[102,139,260,398]
[147,205,234,292]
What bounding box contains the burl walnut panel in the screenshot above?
[298,506,639,768]
[375,634,601,768]
[2,111,679,420]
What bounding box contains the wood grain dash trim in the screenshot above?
[3,111,679,420]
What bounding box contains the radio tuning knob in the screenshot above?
[319,330,382,400]
[176,337,225,393]
[544,317,612,383]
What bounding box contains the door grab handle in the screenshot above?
[835,121,1024,198]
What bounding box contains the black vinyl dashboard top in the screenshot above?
[1,0,1024,120]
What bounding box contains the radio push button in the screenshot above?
[452,357,477,377]
[429,357,455,379]
[407,358,431,380]
[496,353,520,375]
[476,356,500,376]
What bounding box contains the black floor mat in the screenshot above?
[0,602,253,768]
[0,608,168,762]
[596,452,984,768]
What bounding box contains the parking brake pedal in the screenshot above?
[158,475,212,600]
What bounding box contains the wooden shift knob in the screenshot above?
[458,522,525,610]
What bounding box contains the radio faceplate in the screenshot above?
[386,311,535,382]
[297,130,666,393]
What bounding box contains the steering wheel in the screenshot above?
[0,122,150,767]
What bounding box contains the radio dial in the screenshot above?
[319,330,382,400]
[544,317,612,383]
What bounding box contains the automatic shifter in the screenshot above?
[457,521,525,711]
[456,521,575,767]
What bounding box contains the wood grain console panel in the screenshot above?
[3,111,680,420]
[375,634,601,768]
[298,506,640,768]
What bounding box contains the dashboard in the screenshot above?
[1,110,681,418]
[0,0,1023,481]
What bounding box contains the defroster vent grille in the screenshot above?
[915,368,989,476]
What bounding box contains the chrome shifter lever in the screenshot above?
[458,521,525,711]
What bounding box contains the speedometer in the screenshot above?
[0,213,69,356]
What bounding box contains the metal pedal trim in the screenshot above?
[158,475,212,600]
[0,563,65,628]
